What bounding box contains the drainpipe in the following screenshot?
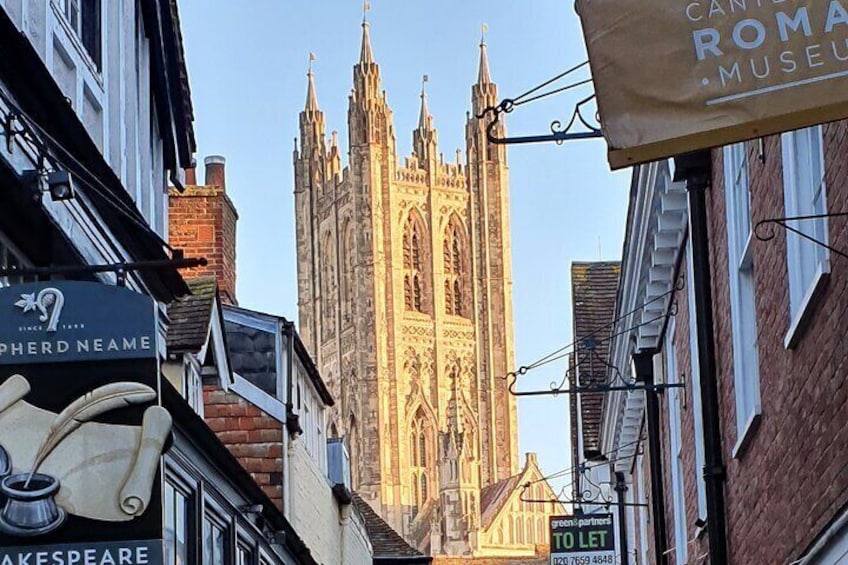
[614,471,630,565]
[632,351,667,565]
[675,151,729,565]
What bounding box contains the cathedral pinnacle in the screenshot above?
[305,53,319,112]
[478,25,492,85]
[418,75,432,130]
[360,21,374,65]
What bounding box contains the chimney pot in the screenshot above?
[204,155,227,189]
[184,167,197,186]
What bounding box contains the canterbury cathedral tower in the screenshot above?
[293,18,562,559]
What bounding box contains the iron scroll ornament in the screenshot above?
[504,277,686,398]
[474,60,603,145]
[478,93,603,146]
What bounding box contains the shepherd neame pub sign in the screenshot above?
[577,0,848,169]
[0,282,171,564]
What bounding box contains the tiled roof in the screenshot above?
[570,262,621,458]
[352,493,425,558]
[167,277,217,353]
[480,473,521,530]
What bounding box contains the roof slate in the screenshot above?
[167,277,217,353]
[352,493,425,558]
[570,262,621,459]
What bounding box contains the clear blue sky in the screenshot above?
[179,0,630,494]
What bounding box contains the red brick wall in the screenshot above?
[699,125,848,564]
[168,171,238,304]
[203,384,284,509]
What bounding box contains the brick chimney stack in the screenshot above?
[169,155,239,304]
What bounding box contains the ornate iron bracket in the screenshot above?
[475,60,602,146]
[755,212,848,260]
[480,94,602,146]
[519,478,648,510]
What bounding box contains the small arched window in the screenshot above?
[444,217,468,317]
[410,408,431,509]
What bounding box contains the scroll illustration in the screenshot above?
[0,375,172,536]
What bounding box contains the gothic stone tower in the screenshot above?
[293,22,545,557]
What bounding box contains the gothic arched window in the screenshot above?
[403,212,428,313]
[409,408,432,510]
[341,221,355,322]
[444,217,468,317]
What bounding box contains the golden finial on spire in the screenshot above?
[481,23,488,46]
[363,1,371,24]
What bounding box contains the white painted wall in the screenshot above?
[289,438,372,565]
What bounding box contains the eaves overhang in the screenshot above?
[601,159,688,473]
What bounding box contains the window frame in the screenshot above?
[722,143,762,458]
[781,125,830,349]
[201,496,231,565]
[53,0,102,72]
[163,469,199,565]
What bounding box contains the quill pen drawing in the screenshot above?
[26,382,156,487]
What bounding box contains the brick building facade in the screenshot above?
[590,126,848,564]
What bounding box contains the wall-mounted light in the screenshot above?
[47,170,75,202]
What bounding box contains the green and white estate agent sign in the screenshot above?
[550,513,616,565]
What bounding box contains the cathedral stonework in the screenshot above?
[293,20,562,559]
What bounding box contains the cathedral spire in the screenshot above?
[360,20,374,65]
[478,24,492,85]
[305,54,319,112]
[418,75,431,130]
[413,75,437,162]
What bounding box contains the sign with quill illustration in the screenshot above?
[0,282,169,563]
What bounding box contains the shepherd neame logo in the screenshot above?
[688,1,848,99]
